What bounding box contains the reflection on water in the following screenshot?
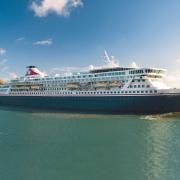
[141,113,180,180]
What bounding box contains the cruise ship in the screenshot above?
[0,52,180,113]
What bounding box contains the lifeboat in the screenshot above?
[0,79,5,85]
[108,81,122,87]
[67,82,79,89]
[93,81,108,88]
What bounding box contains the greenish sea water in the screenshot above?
[0,109,180,180]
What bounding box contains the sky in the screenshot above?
[0,0,180,86]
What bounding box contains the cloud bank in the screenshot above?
[30,0,83,17]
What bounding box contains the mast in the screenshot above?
[103,50,111,63]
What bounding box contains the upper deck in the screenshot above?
[7,66,166,87]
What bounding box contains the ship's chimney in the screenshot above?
[26,66,45,77]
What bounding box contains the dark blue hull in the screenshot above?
[0,95,180,114]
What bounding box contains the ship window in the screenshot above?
[146,91,148,93]
[154,90,157,93]
[121,91,124,93]
[147,85,150,88]
[133,91,136,93]
[134,85,136,88]
[141,91,144,93]
[138,85,141,88]
[142,85,145,88]
[150,90,153,93]
[125,91,127,93]
[129,91,131,93]
[137,91,140,93]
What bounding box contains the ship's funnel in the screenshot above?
[26,66,46,77]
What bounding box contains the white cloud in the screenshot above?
[33,38,53,46]
[176,58,180,63]
[129,62,139,68]
[9,72,18,79]
[0,65,18,80]
[16,37,25,43]
[72,0,83,7]
[164,59,180,88]
[0,48,6,55]
[164,70,180,88]
[30,0,83,17]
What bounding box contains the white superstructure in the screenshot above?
[0,52,178,96]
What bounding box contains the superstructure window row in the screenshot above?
[128,84,150,88]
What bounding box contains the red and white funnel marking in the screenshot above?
[26,66,46,77]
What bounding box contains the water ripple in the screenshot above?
[141,118,180,180]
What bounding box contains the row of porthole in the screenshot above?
[10,90,157,95]
[76,90,157,94]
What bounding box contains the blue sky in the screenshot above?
[0,0,180,80]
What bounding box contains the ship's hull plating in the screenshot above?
[0,94,180,114]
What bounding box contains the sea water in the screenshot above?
[0,108,180,180]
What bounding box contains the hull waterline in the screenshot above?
[0,95,180,114]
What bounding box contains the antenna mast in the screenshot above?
[103,50,111,63]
